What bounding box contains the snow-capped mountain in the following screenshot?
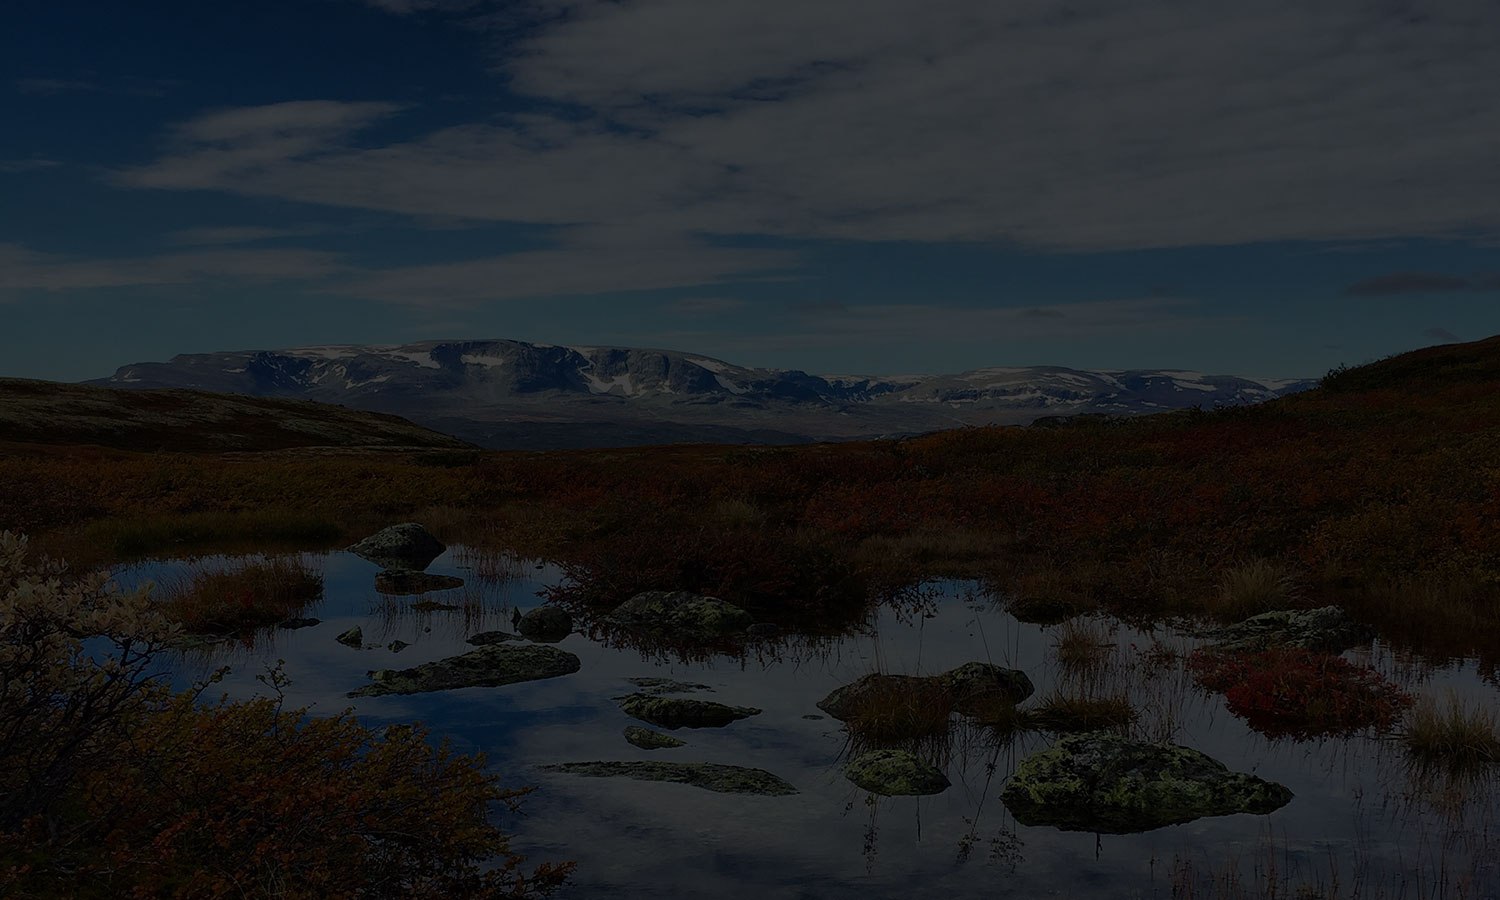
[88,340,1316,449]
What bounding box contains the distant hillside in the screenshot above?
[87,339,1316,449]
[0,378,475,453]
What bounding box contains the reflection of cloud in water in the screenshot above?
[120,552,1500,897]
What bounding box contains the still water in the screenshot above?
[118,547,1500,899]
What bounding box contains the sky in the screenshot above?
[2,0,1498,382]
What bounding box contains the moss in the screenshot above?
[614,693,760,729]
[844,749,950,796]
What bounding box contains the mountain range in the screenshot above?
[88,340,1317,449]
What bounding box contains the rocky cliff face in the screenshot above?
[88,340,1315,449]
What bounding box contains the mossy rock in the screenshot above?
[817,662,1034,720]
[541,761,796,795]
[615,693,760,729]
[845,749,950,796]
[1206,606,1375,654]
[347,523,445,571]
[466,630,522,646]
[1000,732,1293,833]
[623,725,686,750]
[625,677,713,696]
[350,643,580,697]
[608,590,754,639]
[517,606,573,641]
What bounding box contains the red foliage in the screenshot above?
[1188,648,1412,739]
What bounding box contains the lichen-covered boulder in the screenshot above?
[615,693,760,729]
[540,761,796,795]
[347,523,445,571]
[336,626,363,648]
[1206,606,1375,654]
[374,569,464,595]
[517,606,573,641]
[623,725,686,750]
[1000,732,1293,833]
[817,663,1034,720]
[349,643,580,697]
[845,749,950,796]
[608,591,754,639]
[466,630,521,646]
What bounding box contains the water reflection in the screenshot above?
[110,548,1500,898]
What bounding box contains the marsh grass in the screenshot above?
[1022,692,1137,733]
[1055,617,1114,673]
[841,677,956,746]
[83,509,342,559]
[1209,559,1301,622]
[1403,690,1500,781]
[1358,576,1500,666]
[156,556,323,634]
[1005,567,1099,624]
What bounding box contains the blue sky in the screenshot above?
[3,0,1497,381]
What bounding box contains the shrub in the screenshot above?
[1188,648,1412,739]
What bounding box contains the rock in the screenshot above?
[540,761,796,796]
[349,644,581,697]
[817,663,1034,720]
[466,630,522,646]
[410,600,459,611]
[1000,732,1293,833]
[347,523,445,571]
[336,626,364,648]
[625,677,713,695]
[845,749,951,796]
[802,714,824,720]
[623,725,686,750]
[387,640,409,653]
[608,590,754,639]
[746,622,781,636]
[278,617,321,630]
[615,693,760,729]
[374,569,465,595]
[517,606,573,641]
[1206,606,1375,654]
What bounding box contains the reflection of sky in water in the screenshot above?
[113,550,1500,898]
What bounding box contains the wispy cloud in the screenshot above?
[1343,272,1472,295]
[165,225,338,246]
[0,159,60,174]
[0,243,350,296]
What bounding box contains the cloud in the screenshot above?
[0,243,350,295]
[0,159,60,174]
[1022,307,1068,319]
[1423,327,1462,342]
[1343,272,1472,295]
[662,296,747,316]
[14,77,98,95]
[115,1,1500,253]
[165,225,337,246]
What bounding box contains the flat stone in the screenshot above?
[349,643,581,697]
[817,662,1034,720]
[1206,606,1375,654]
[608,590,754,639]
[540,761,796,796]
[845,749,950,796]
[466,630,522,646]
[615,693,760,729]
[410,599,459,611]
[374,569,465,595]
[387,640,409,653]
[623,725,686,750]
[1000,732,1293,834]
[625,677,714,696]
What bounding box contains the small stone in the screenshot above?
[615,693,760,729]
[387,640,410,653]
[517,606,573,641]
[540,761,796,796]
[336,626,363,647]
[467,630,522,646]
[349,643,581,697]
[845,749,950,796]
[375,569,465,595]
[623,725,687,750]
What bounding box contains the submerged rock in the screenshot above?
[623,725,686,750]
[1000,732,1293,833]
[374,569,465,595]
[615,693,760,729]
[466,630,522,646]
[387,640,409,653]
[350,643,581,697]
[279,617,320,630]
[336,626,364,648]
[517,606,573,641]
[608,590,754,639]
[1206,606,1375,654]
[625,677,713,695]
[540,761,796,795]
[845,749,950,796]
[817,663,1034,720]
[347,523,445,571]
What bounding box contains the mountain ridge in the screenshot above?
[87,339,1318,449]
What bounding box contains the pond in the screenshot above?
[118,546,1500,899]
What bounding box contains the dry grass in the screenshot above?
[1055,618,1114,673]
[156,557,323,634]
[1208,559,1300,622]
[1403,689,1500,781]
[1022,692,1136,733]
[1005,567,1099,624]
[841,677,956,745]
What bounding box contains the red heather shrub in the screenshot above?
[1188,648,1412,739]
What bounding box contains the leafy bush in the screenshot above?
[0,531,570,898]
[1188,648,1412,739]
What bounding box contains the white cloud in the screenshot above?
[115,1,1500,266]
[0,243,351,295]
